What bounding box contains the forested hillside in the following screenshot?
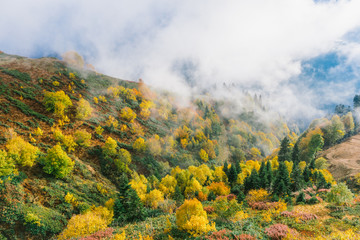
[1,52,360,240]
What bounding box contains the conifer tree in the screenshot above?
[223,161,229,177]
[291,142,300,164]
[228,163,238,186]
[303,165,311,183]
[244,168,260,193]
[278,137,291,162]
[265,161,273,189]
[235,159,242,175]
[259,161,267,188]
[273,161,290,196]
[173,185,185,203]
[315,171,327,189]
[114,175,146,225]
[290,162,304,192]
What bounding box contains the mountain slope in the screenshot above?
[322,133,360,181]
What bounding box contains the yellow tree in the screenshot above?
[43,90,72,118]
[0,150,16,177]
[76,98,93,120]
[6,136,39,167]
[103,137,117,156]
[176,199,215,237]
[133,137,147,153]
[120,107,137,123]
[43,144,75,179]
[145,189,165,209]
[199,149,209,162]
[159,175,177,197]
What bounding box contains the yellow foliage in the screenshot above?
[33,127,43,136]
[246,189,270,203]
[6,136,39,167]
[284,161,293,175]
[250,147,261,159]
[159,175,177,197]
[62,135,77,152]
[58,206,112,240]
[231,211,249,222]
[64,192,78,206]
[202,140,216,159]
[270,157,279,171]
[130,174,148,201]
[43,90,72,118]
[52,81,60,86]
[74,129,92,147]
[112,231,126,240]
[184,178,202,198]
[299,161,307,172]
[140,100,153,120]
[171,166,183,177]
[174,125,192,140]
[207,182,230,196]
[130,122,144,136]
[103,137,117,156]
[43,144,74,179]
[188,165,213,185]
[213,166,227,183]
[93,97,98,104]
[120,107,137,123]
[199,149,209,162]
[133,137,147,153]
[98,95,107,102]
[0,150,16,177]
[69,72,76,80]
[105,198,115,211]
[52,127,64,141]
[145,189,165,209]
[147,136,162,156]
[76,98,93,120]
[180,138,188,149]
[176,198,215,237]
[95,125,104,135]
[106,115,118,129]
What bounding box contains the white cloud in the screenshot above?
[1,0,360,120]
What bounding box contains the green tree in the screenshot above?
[273,161,290,197]
[327,182,354,206]
[278,137,291,162]
[228,163,238,186]
[173,185,185,204]
[114,177,146,225]
[265,161,273,189]
[307,134,324,162]
[290,162,304,192]
[244,168,260,192]
[259,161,267,189]
[291,142,300,164]
[43,144,74,179]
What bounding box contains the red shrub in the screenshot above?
[234,234,256,240]
[226,194,237,201]
[249,201,279,210]
[264,224,289,240]
[77,228,114,240]
[204,206,215,214]
[206,229,230,240]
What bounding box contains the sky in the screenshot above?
[1,0,360,121]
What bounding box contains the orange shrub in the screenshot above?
[207,182,230,196]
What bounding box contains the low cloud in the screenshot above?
[1,0,360,121]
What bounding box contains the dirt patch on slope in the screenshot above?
[321,134,360,181]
